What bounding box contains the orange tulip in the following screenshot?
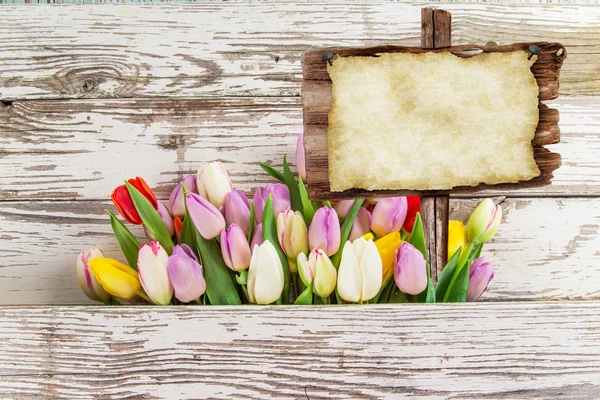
[112,177,158,225]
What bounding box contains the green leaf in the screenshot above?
[409,212,427,261]
[424,277,436,303]
[298,176,315,226]
[374,276,394,304]
[282,154,302,212]
[331,199,364,268]
[324,201,333,209]
[294,284,314,305]
[107,210,140,270]
[236,270,248,285]
[125,181,174,254]
[311,200,322,210]
[247,202,255,242]
[444,262,470,302]
[468,243,484,265]
[262,195,291,304]
[259,162,285,183]
[435,247,462,302]
[181,188,241,305]
[388,287,409,303]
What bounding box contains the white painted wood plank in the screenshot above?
[0,2,598,100]
[2,197,599,305]
[0,302,599,399]
[1,96,598,200]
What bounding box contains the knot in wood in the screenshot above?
[82,79,97,93]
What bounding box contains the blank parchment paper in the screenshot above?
[327,51,540,192]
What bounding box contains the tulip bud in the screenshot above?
[224,190,251,237]
[448,220,467,261]
[186,192,226,239]
[221,224,252,271]
[89,257,141,300]
[403,196,421,233]
[334,200,355,221]
[467,257,495,301]
[297,249,337,297]
[371,197,408,237]
[168,174,197,218]
[296,134,306,180]
[197,162,233,208]
[348,207,372,242]
[76,246,111,303]
[308,207,341,256]
[137,241,173,305]
[250,223,264,249]
[144,202,175,241]
[277,209,309,272]
[394,242,427,295]
[337,238,382,302]
[374,232,402,284]
[253,184,291,224]
[167,244,206,303]
[247,241,284,304]
[174,216,183,242]
[467,199,502,244]
[111,177,158,225]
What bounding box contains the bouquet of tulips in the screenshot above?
[76,135,500,305]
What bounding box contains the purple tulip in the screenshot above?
[308,207,341,256]
[348,207,372,242]
[186,192,226,239]
[467,257,495,301]
[371,197,408,237]
[167,244,206,303]
[253,184,291,224]
[334,200,355,221]
[250,223,264,250]
[296,134,306,180]
[394,242,427,295]
[221,224,252,272]
[168,174,197,218]
[144,202,175,241]
[224,190,251,237]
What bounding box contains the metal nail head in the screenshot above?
[322,52,337,66]
[528,45,541,60]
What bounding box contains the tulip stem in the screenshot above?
[320,296,330,305]
[136,291,153,304]
[443,242,475,302]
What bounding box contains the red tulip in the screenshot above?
[112,177,158,225]
[174,216,183,242]
[403,196,421,233]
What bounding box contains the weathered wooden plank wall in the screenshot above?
[1,1,599,306]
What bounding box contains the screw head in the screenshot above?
[322,52,337,66]
[527,45,541,60]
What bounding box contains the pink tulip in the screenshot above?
[348,208,372,242]
[250,223,264,249]
[144,202,174,240]
[186,192,226,239]
[224,190,251,237]
[296,134,306,180]
[167,244,206,303]
[371,197,408,237]
[467,257,495,301]
[308,207,341,256]
[168,174,197,218]
[138,241,173,305]
[394,242,427,295]
[221,224,252,271]
[76,246,111,303]
[334,200,355,221]
[253,184,290,224]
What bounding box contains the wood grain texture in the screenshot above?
[0,303,599,399]
[302,42,565,200]
[2,96,598,201]
[0,2,598,100]
[2,197,599,305]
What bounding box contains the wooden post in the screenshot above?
[420,8,451,282]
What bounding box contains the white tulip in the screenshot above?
[247,241,284,305]
[197,162,233,208]
[337,237,382,302]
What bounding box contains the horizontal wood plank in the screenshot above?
[2,197,599,305]
[0,302,599,398]
[0,2,599,100]
[1,96,599,200]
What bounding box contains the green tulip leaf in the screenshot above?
[331,199,364,268]
[107,210,140,270]
[434,247,462,302]
[409,212,428,261]
[468,243,484,265]
[388,287,409,303]
[125,181,174,254]
[298,176,315,226]
[259,162,285,183]
[374,276,393,304]
[444,262,470,302]
[248,202,255,242]
[262,195,291,304]
[282,154,303,212]
[294,283,314,305]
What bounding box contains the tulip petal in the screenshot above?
[137,242,173,305]
[337,241,362,302]
[167,253,206,303]
[89,258,140,300]
[248,241,284,304]
[357,239,383,301]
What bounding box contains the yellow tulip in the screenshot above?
[89,258,141,300]
[363,232,402,284]
[448,220,467,262]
